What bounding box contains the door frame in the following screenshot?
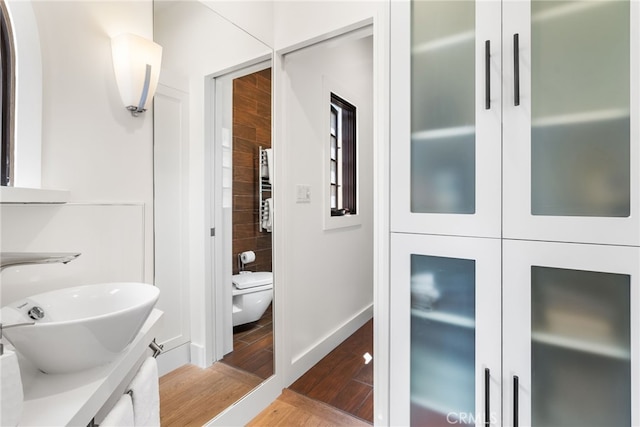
[206,57,273,363]
[273,11,390,426]
[202,55,286,427]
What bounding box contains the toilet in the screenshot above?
[232,271,273,327]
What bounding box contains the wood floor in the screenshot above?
[221,304,274,379]
[289,319,374,424]
[159,316,373,426]
[247,389,371,426]
[159,362,262,426]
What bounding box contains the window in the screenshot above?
[0,1,14,187]
[330,93,356,216]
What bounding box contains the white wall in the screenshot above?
[153,83,191,357]
[279,29,374,382]
[1,1,154,305]
[1,204,146,304]
[34,0,154,205]
[273,1,383,50]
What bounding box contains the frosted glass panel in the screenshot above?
[411,135,475,214]
[411,1,475,214]
[411,255,475,426]
[531,0,630,217]
[531,266,631,427]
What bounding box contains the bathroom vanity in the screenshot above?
[16,309,162,426]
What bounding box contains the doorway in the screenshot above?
[275,23,375,410]
[210,60,274,373]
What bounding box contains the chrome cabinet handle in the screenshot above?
[513,34,520,106]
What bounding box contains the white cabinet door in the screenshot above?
[503,0,640,245]
[503,240,640,427]
[390,233,501,426]
[390,0,502,238]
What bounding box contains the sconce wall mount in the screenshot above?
[111,33,162,117]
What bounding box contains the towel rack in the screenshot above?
[259,147,272,232]
[148,339,163,358]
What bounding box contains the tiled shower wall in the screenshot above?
[232,68,272,275]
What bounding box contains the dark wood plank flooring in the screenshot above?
[220,303,273,379]
[289,319,374,424]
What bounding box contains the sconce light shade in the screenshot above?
[111,33,162,117]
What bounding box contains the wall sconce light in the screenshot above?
[111,33,162,117]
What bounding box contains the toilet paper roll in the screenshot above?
[240,251,256,264]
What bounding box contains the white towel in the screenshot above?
[127,357,160,427]
[100,394,134,427]
[264,148,273,185]
[260,163,269,179]
[262,198,273,232]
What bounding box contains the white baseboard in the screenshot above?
[190,342,206,368]
[287,303,373,385]
[205,375,281,427]
[156,342,190,376]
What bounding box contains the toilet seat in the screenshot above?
[232,283,272,296]
[232,272,272,289]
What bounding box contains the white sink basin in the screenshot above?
[1,282,159,374]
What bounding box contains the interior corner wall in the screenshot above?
[203,0,274,48]
[279,30,375,383]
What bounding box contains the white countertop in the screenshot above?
[17,309,163,426]
[0,187,70,204]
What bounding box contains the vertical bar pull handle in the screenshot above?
[485,40,491,110]
[513,375,520,427]
[484,368,491,426]
[513,33,520,106]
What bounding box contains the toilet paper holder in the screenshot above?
[237,250,256,272]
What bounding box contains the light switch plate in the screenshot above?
[296,185,311,203]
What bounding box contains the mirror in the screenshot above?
[153,1,274,424]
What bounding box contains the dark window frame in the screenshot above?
[330,105,339,209]
[330,93,357,216]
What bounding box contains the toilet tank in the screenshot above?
[232,272,273,289]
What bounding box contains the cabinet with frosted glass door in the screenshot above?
[389,233,501,426]
[389,0,640,425]
[503,240,640,427]
[391,0,640,246]
[389,0,502,239]
[502,0,640,245]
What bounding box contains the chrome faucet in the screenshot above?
[0,252,81,271]
[0,252,80,355]
[0,321,35,356]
